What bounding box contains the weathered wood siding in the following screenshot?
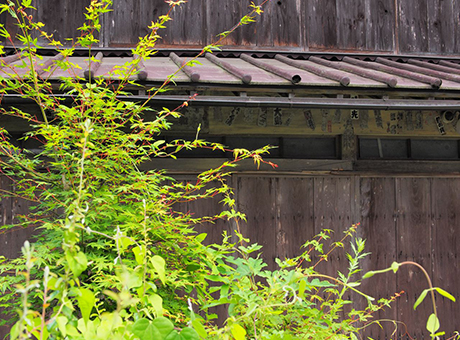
[233,174,459,339]
[2,0,460,54]
[0,176,37,338]
[1,173,459,339]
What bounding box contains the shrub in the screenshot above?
[0,1,454,339]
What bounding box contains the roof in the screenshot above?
[2,51,460,111]
[2,51,460,89]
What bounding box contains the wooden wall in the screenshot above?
[1,173,459,339]
[1,0,460,54]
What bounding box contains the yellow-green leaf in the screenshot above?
[413,289,429,310]
[231,323,246,340]
[435,287,456,302]
[151,255,166,284]
[426,313,440,334]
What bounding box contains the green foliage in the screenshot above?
[0,1,453,340]
[364,261,455,339]
[199,228,386,339]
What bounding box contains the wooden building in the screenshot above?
[1,1,460,338]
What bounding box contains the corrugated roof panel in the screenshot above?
[287,59,384,87]
[143,57,190,82]
[224,59,291,85]
[0,57,34,77]
[42,56,87,79]
[95,57,135,79]
[263,59,342,86]
[3,52,460,92]
[187,58,242,84]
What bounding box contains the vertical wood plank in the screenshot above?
[106,0,142,47]
[0,0,19,46]
[0,176,36,339]
[270,0,302,48]
[398,0,428,53]
[430,178,460,338]
[36,0,91,46]
[205,0,242,46]
[304,0,338,50]
[275,177,315,260]
[187,179,232,246]
[427,0,456,53]
[360,177,397,339]
[313,176,353,280]
[139,1,171,44]
[163,0,205,46]
[336,1,367,50]
[240,0,273,47]
[0,175,13,257]
[366,0,395,51]
[186,176,232,325]
[107,0,205,47]
[395,178,432,339]
[236,176,277,271]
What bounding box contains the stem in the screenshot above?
[14,0,48,125]
[308,273,375,301]
[142,199,148,297]
[312,224,358,270]
[40,273,49,340]
[398,261,438,322]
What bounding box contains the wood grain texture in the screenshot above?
[2,173,460,336]
[359,177,397,339]
[106,0,143,47]
[368,0,395,51]
[163,0,205,46]
[0,176,36,339]
[2,0,460,53]
[427,0,460,53]
[312,177,353,282]
[336,1,367,50]
[236,175,277,271]
[398,0,428,53]
[206,0,242,46]
[304,0,338,49]
[395,178,432,339]
[275,177,315,260]
[270,0,302,48]
[35,0,91,46]
[430,178,460,338]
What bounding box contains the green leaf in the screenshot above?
[309,278,335,287]
[10,322,19,340]
[56,316,68,337]
[413,289,429,310]
[179,328,200,340]
[151,255,166,284]
[195,233,207,243]
[165,330,181,340]
[350,333,359,340]
[77,288,96,324]
[231,323,246,340]
[119,236,134,252]
[133,246,146,265]
[298,278,307,298]
[132,319,162,340]
[435,287,456,302]
[391,261,400,273]
[148,293,163,317]
[426,313,440,334]
[151,317,175,338]
[66,251,87,277]
[191,319,208,338]
[362,271,375,279]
